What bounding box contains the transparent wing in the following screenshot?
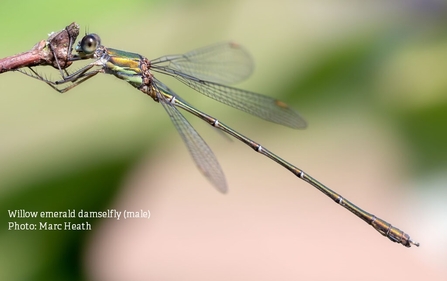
[150,43,307,129]
[152,67,307,129]
[150,42,254,85]
[153,79,227,193]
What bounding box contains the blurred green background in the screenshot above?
[0,0,446,280]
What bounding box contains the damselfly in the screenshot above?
[20,33,419,247]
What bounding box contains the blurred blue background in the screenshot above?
[0,0,446,280]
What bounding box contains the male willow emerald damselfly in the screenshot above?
[18,33,419,247]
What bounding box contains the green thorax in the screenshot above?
[104,48,144,88]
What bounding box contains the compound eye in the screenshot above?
[80,34,101,54]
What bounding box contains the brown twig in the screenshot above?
[0,22,79,74]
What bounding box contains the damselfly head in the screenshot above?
[75,33,101,57]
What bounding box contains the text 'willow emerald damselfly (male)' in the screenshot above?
[18,32,419,248]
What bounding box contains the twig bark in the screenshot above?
[0,22,79,73]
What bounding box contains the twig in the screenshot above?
[0,22,79,74]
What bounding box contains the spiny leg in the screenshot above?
[17,66,102,93]
[49,29,71,78]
